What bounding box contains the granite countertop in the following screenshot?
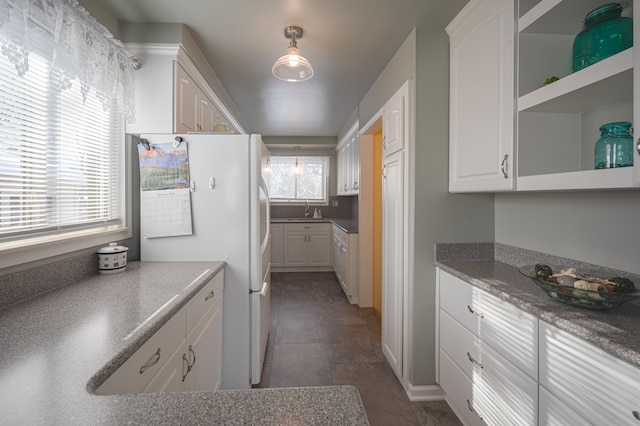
[271,218,359,233]
[0,261,368,425]
[435,258,640,369]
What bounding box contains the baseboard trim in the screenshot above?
[271,266,334,273]
[405,384,446,402]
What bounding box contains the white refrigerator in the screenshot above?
[138,133,270,389]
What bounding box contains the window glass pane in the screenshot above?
[269,156,329,204]
[0,50,123,242]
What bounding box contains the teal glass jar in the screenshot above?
[572,2,633,72]
[594,121,634,169]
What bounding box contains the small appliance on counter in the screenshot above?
[97,242,128,274]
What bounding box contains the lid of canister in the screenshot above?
[97,242,129,254]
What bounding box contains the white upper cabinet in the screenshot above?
[447,0,639,192]
[447,0,515,192]
[516,0,638,190]
[383,86,406,157]
[336,123,360,196]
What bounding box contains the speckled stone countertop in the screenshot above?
[271,218,359,233]
[0,261,368,425]
[434,243,640,369]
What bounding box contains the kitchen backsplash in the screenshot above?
[0,252,97,310]
[271,196,357,221]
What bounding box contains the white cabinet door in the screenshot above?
[283,232,307,267]
[307,230,331,266]
[447,0,515,192]
[199,96,217,132]
[540,321,640,426]
[383,88,405,157]
[381,150,404,380]
[351,135,360,193]
[184,292,223,391]
[270,224,284,267]
[175,63,199,133]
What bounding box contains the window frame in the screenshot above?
[269,155,330,206]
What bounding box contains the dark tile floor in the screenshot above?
[255,272,462,426]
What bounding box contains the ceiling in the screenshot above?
[98,0,468,137]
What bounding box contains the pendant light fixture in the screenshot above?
[272,26,314,82]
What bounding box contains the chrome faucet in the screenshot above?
[304,200,311,218]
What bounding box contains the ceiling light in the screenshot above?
[272,26,314,82]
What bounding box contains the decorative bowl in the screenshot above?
[519,265,639,310]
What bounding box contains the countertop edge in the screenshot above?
[434,260,640,369]
[85,262,226,393]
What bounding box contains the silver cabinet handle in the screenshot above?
[382,135,387,150]
[467,399,483,420]
[467,352,484,369]
[205,290,215,302]
[467,305,484,318]
[182,353,190,382]
[139,348,161,374]
[632,410,640,420]
[182,345,197,382]
[500,154,509,179]
[636,138,640,155]
[382,165,387,179]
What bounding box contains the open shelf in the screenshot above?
[518,49,633,112]
[519,0,622,34]
[516,167,635,191]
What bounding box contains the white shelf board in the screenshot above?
[518,48,633,112]
[516,167,636,191]
[519,0,616,34]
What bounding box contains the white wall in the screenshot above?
[357,28,495,388]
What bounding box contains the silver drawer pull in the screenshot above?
[139,348,161,374]
[467,399,483,420]
[205,290,215,301]
[467,305,484,318]
[182,353,190,382]
[467,352,484,369]
[633,410,640,420]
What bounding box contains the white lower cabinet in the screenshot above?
[97,269,224,395]
[438,269,538,425]
[331,224,359,304]
[540,321,640,426]
[538,385,590,426]
[438,268,640,426]
[270,224,283,267]
[283,223,331,268]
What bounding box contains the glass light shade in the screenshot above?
[272,46,314,82]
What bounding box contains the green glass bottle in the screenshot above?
[594,121,634,169]
[572,2,633,72]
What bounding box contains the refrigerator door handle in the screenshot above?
[250,280,269,296]
[259,177,270,254]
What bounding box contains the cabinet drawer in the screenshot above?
[332,224,348,246]
[96,307,186,395]
[284,222,331,232]
[540,321,640,426]
[439,270,538,380]
[439,349,485,426]
[186,270,224,334]
[440,311,538,425]
[539,385,590,426]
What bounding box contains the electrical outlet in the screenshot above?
[332,200,338,207]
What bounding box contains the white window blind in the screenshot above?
[0,51,123,242]
[270,156,329,204]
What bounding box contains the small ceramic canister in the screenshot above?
[98,242,128,274]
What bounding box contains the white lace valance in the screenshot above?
[0,0,137,122]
